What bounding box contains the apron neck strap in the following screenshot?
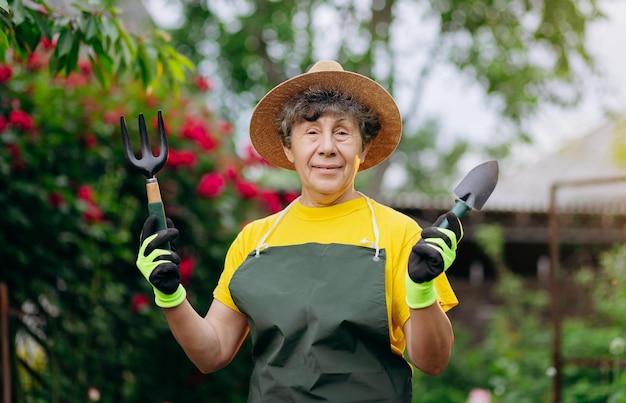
[255,194,381,261]
[255,197,299,256]
[357,192,381,261]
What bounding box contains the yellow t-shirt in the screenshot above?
[214,197,458,356]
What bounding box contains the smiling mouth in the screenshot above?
[313,165,340,170]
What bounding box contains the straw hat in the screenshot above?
[249,60,402,171]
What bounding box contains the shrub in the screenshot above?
[0,40,295,402]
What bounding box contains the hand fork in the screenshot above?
[120,111,170,249]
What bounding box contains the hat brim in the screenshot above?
[249,66,402,171]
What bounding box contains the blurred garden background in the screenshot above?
[1,0,625,402]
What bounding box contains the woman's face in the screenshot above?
[283,112,370,207]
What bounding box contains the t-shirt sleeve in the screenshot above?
[434,273,458,312]
[213,231,246,313]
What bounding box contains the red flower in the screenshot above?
[197,135,217,151]
[63,72,89,87]
[223,166,239,181]
[151,115,171,137]
[104,111,120,125]
[179,257,196,285]
[6,143,24,171]
[131,293,150,314]
[260,190,282,214]
[77,185,103,223]
[77,59,92,75]
[48,192,65,208]
[8,110,34,131]
[235,180,259,199]
[0,64,12,84]
[197,172,225,198]
[41,37,56,50]
[218,120,233,135]
[181,117,206,140]
[167,149,196,168]
[195,76,212,92]
[78,185,95,202]
[26,52,47,71]
[181,117,217,151]
[83,203,104,223]
[243,143,271,166]
[283,191,300,204]
[83,134,98,149]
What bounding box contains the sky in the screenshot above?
[507,0,626,166]
[406,0,626,172]
[144,0,626,172]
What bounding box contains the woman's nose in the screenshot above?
[318,132,336,155]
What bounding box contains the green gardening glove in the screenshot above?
[136,214,187,308]
[406,212,463,309]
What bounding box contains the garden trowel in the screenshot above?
[439,160,499,229]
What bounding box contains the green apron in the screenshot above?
[229,199,413,402]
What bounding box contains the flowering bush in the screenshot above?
[0,39,297,401]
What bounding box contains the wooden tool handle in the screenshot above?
[146,178,170,250]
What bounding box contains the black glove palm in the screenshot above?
[408,212,463,283]
[136,214,186,307]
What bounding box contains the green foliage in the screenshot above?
[0,37,294,402]
[391,117,470,196]
[168,0,603,196]
[429,0,601,121]
[473,223,505,266]
[559,244,626,402]
[425,225,626,402]
[1,0,193,92]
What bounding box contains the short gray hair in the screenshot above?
[275,86,381,149]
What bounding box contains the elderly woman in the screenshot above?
[136,60,462,402]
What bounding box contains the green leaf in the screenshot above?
[88,53,108,88]
[0,12,11,29]
[136,43,153,88]
[64,34,80,75]
[84,15,97,42]
[168,58,185,83]
[12,18,41,53]
[100,16,118,45]
[92,40,113,77]
[0,0,9,12]
[28,7,52,39]
[12,0,26,25]
[156,47,174,85]
[113,17,135,53]
[55,29,73,57]
[114,38,132,68]
[48,53,65,75]
[0,29,7,62]
[169,46,195,71]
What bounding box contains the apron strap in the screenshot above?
[255,197,299,256]
[256,194,381,261]
[357,192,381,261]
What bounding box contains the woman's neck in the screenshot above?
[298,188,362,208]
